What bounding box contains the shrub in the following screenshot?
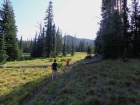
[57,62,64,68]
[55,58,60,62]
[48,58,54,62]
[60,58,67,62]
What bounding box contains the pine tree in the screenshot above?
[130,0,140,57]
[0,8,8,64]
[36,34,43,57]
[86,45,92,56]
[78,40,86,52]
[41,27,46,57]
[55,28,62,55]
[18,36,23,60]
[66,37,71,54]
[52,24,56,57]
[35,23,46,57]
[94,30,102,54]
[95,0,128,59]
[0,33,8,64]
[30,32,37,57]
[102,10,124,59]
[44,1,54,57]
[62,34,66,56]
[71,37,75,56]
[1,0,19,61]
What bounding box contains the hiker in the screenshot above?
[66,59,70,66]
[51,59,58,79]
[65,59,70,71]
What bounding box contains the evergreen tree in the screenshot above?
[66,37,71,54]
[94,30,102,54]
[1,0,19,61]
[0,8,8,64]
[36,23,45,57]
[130,0,140,57]
[62,34,66,56]
[55,28,62,55]
[86,45,92,56]
[95,0,128,59]
[0,33,8,64]
[41,27,46,57]
[30,32,37,57]
[71,37,75,56]
[102,10,124,59]
[78,40,86,52]
[122,0,130,59]
[23,39,32,53]
[44,1,54,57]
[36,34,44,57]
[18,36,23,60]
[52,24,56,57]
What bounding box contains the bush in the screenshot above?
[57,62,64,67]
[48,58,54,62]
[60,58,67,62]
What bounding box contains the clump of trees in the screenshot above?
[30,1,67,58]
[29,1,94,58]
[0,0,95,64]
[94,0,140,59]
[0,0,20,64]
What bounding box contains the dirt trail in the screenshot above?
[22,64,76,105]
[46,65,75,105]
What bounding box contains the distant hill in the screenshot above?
[64,35,94,45]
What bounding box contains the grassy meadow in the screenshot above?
[29,59,140,105]
[0,52,140,105]
[0,52,86,105]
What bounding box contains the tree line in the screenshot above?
[0,0,94,64]
[94,0,140,60]
[20,1,94,58]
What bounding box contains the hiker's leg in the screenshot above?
[66,64,68,70]
[52,70,54,79]
[55,70,58,78]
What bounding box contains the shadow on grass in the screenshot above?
[0,74,51,105]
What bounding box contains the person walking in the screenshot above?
[65,59,70,71]
[66,59,70,66]
[51,59,58,79]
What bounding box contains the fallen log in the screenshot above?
[0,65,51,68]
[81,55,103,64]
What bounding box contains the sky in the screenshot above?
[0,0,102,40]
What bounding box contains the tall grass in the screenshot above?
[30,59,140,105]
[0,52,87,105]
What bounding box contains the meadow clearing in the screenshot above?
[0,52,140,105]
[0,52,85,105]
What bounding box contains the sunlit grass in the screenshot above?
[0,67,52,105]
[0,52,87,105]
[4,52,87,66]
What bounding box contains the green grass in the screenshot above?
[30,59,140,105]
[0,52,86,105]
[1,53,140,105]
[0,67,52,105]
[4,52,86,67]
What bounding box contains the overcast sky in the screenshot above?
[0,0,102,40]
